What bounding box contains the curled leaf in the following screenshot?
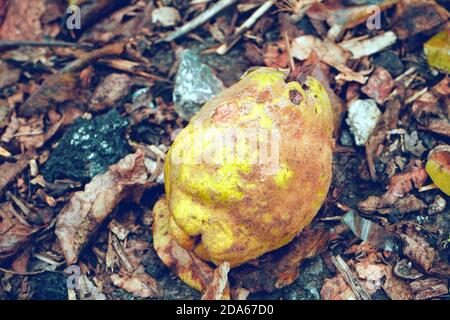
[55,150,148,264]
[0,202,38,262]
[201,261,230,300]
[231,226,329,293]
[110,267,163,299]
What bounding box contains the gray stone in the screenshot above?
[340,129,354,146]
[173,50,224,120]
[405,131,426,157]
[282,256,328,300]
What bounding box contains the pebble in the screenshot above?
[346,99,381,146]
[152,7,180,27]
[373,50,404,77]
[428,195,447,215]
[173,50,224,120]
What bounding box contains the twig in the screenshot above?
[62,41,126,73]
[405,87,428,104]
[217,0,276,55]
[97,58,170,82]
[161,0,240,43]
[0,40,84,50]
[5,191,31,216]
[0,267,51,275]
[110,234,134,273]
[284,31,295,72]
[331,254,372,300]
[419,183,437,192]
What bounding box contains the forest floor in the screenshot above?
[0,0,449,300]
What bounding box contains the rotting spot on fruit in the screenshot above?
[289,89,302,105]
[302,83,310,91]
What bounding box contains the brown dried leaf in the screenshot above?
[55,151,148,264]
[366,99,403,181]
[263,41,289,69]
[354,260,386,295]
[201,261,231,300]
[0,61,21,90]
[90,73,131,112]
[380,160,428,206]
[110,267,163,299]
[396,223,450,278]
[231,226,329,292]
[393,0,449,40]
[410,277,448,300]
[15,116,45,150]
[359,194,426,215]
[0,0,45,40]
[321,273,357,300]
[361,67,394,105]
[382,266,414,300]
[0,155,30,196]
[18,72,80,117]
[0,202,38,262]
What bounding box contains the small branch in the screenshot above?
[0,40,84,50]
[217,0,276,55]
[0,267,52,276]
[331,254,372,300]
[339,31,397,60]
[161,0,240,43]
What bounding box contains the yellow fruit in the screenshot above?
[426,145,450,196]
[156,67,334,269]
[424,29,450,74]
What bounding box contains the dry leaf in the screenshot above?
[382,266,414,300]
[292,35,368,83]
[110,266,163,299]
[231,225,329,292]
[0,155,29,195]
[0,202,38,262]
[77,274,107,300]
[90,73,131,112]
[393,0,449,40]
[18,72,79,117]
[361,67,395,105]
[410,277,448,300]
[0,0,45,40]
[201,261,231,300]
[55,150,148,264]
[366,99,403,181]
[321,273,357,300]
[263,41,289,69]
[396,223,450,278]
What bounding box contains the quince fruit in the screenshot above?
[154,67,334,271]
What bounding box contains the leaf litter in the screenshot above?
[0,0,449,300]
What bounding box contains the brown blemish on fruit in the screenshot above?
[212,102,240,123]
[256,89,272,103]
[289,89,303,105]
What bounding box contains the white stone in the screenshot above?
[152,7,180,27]
[346,99,381,146]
